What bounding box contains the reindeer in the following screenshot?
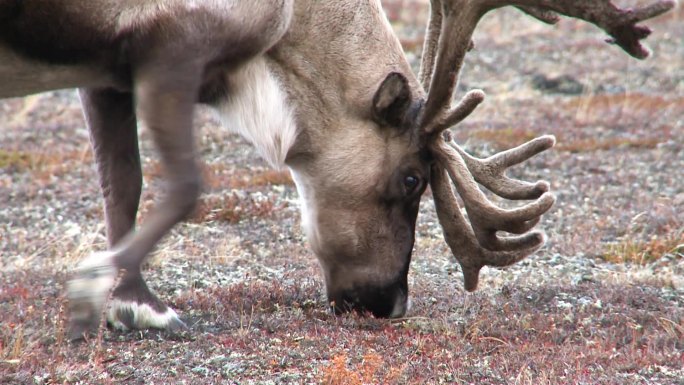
[0,0,675,339]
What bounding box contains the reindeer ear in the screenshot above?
[372,72,412,128]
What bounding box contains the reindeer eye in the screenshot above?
[403,175,420,192]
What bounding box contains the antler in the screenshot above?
[431,162,547,291]
[433,137,557,252]
[419,0,676,124]
[419,0,676,289]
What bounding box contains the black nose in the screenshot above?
[330,281,408,318]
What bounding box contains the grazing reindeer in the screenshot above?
[0,0,675,339]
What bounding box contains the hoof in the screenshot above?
[66,251,118,341]
[66,251,188,339]
[107,300,188,333]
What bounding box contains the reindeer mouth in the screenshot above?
[330,279,409,318]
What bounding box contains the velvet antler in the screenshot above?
[419,0,676,289]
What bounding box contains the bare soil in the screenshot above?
[1,2,682,384]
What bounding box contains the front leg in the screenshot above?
[68,61,203,339]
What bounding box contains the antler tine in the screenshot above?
[426,89,486,134]
[450,135,556,200]
[418,1,481,133]
[432,138,555,251]
[515,6,561,25]
[418,0,443,92]
[418,0,485,133]
[431,165,546,291]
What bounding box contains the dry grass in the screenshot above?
[466,127,662,153]
[145,160,293,190]
[0,147,92,180]
[555,136,662,153]
[603,230,684,265]
[462,92,682,153]
[566,93,683,125]
[322,352,404,385]
[189,192,282,224]
[205,168,294,190]
[0,150,31,170]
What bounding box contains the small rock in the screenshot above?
[531,74,585,95]
[191,366,210,377]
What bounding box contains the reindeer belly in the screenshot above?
[0,0,126,98]
[0,43,116,99]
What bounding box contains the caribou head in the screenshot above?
[267,0,674,317]
[286,71,429,317]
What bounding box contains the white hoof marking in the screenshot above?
[108,300,183,331]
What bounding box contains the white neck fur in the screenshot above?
[213,56,297,169]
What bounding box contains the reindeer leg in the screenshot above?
[67,88,139,339]
[80,88,141,245]
[70,87,189,339]
[68,62,202,339]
